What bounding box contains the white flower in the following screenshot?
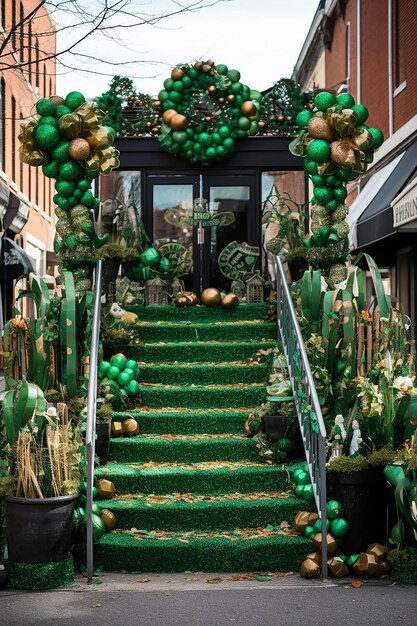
[393,376,416,394]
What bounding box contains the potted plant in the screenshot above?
[0,382,83,589]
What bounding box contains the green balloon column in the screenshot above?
[290,91,384,285]
[157,60,263,165]
[18,91,120,290]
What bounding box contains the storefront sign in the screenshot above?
[392,180,417,228]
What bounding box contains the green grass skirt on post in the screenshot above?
[5,554,75,590]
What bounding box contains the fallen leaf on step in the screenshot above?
[280,520,290,529]
[206,577,223,584]
[255,575,272,582]
[92,604,101,608]
[351,581,362,588]
[137,578,150,583]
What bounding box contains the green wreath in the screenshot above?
[157,60,262,165]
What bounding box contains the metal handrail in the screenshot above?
[275,255,328,580]
[86,260,103,583]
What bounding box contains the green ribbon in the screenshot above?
[300,270,323,334]
[3,382,45,445]
[353,253,391,319]
[60,272,78,397]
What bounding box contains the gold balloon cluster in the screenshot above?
[111,418,139,437]
[201,288,239,308]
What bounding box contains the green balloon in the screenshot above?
[352,104,369,125]
[55,179,76,198]
[111,355,127,370]
[314,91,336,112]
[238,116,251,131]
[295,110,313,129]
[125,359,138,372]
[306,139,331,163]
[346,554,359,568]
[118,371,132,387]
[59,160,85,181]
[295,485,305,498]
[51,140,71,163]
[163,78,174,91]
[98,361,111,378]
[314,186,334,205]
[304,525,316,539]
[205,146,216,160]
[250,89,263,103]
[215,64,228,75]
[230,81,243,95]
[218,125,231,139]
[336,93,355,109]
[325,199,339,213]
[368,127,384,149]
[65,91,86,111]
[38,115,59,128]
[77,178,91,192]
[304,159,318,175]
[330,517,349,539]
[35,124,60,148]
[227,69,241,83]
[198,132,211,147]
[158,257,171,273]
[302,484,314,502]
[92,512,105,542]
[126,379,140,397]
[36,98,55,116]
[294,469,310,485]
[172,131,188,145]
[333,187,347,204]
[107,365,121,380]
[326,500,342,519]
[55,105,72,118]
[169,91,181,104]
[158,89,169,103]
[140,247,161,267]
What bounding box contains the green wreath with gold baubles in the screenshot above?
[157,60,263,165]
[289,90,384,285]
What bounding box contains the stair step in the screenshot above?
[95,461,303,495]
[139,383,267,408]
[109,434,260,463]
[135,321,277,343]
[127,340,277,363]
[90,528,311,573]
[139,362,271,385]
[96,492,310,531]
[112,408,252,435]
[127,303,270,322]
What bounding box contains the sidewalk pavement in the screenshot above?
[1,572,417,626]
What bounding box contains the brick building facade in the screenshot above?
[0,0,56,326]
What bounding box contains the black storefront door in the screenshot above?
[146,171,258,292]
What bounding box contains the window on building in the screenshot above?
[0,78,4,170]
[345,21,351,90]
[28,20,32,84]
[11,0,16,51]
[11,96,16,183]
[393,0,406,88]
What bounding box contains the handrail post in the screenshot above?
[86,260,103,584]
[275,255,328,581]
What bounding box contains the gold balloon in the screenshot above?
[300,558,321,578]
[50,95,65,107]
[111,421,124,437]
[171,67,184,80]
[328,557,349,578]
[241,101,256,117]
[100,508,117,531]
[308,118,333,142]
[170,114,189,131]
[221,293,239,309]
[294,511,319,534]
[162,109,178,125]
[123,418,139,436]
[306,551,322,565]
[194,61,203,71]
[95,478,116,499]
[202,64,211,73]
[69,137,91,161]
[312,532,339,555]
[352,552,382,577]
[201,288,222,307]
[366,543,389,562]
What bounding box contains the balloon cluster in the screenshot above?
[200,288,240,308]
[292,464,314,502]
[158,61,262,165]
[72,479,117,543]
[130,245,172,281]
[18,92,120,273]
[290,91,384,282]
[98,354,141,399]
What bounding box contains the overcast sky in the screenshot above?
[55,0,318,99]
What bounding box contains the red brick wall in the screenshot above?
[392,0,417,130]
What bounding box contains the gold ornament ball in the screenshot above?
[123,418,139,436]
[100,508,117,531]
[308,117,333,142]
[194,61,203,70]
[95,478,116,499]
[50,95,65,107]
[277,115,285,123]
[227,94,236,103]
[171,67,184,80]
[306,551,322,565]
[111,421,124,437]
[68,138,91,161]
[170,114,189,131]
[151,127,159,135]
[300,557,321,579]
[183,291,198,305]
[241,101,256,117]
[208,85,217,95]
[202,64,211,73]
[206,59,215,67]
[312,532,339,554]
[219,97,225,104]
[221,293,239,309]
[162,109,177,125]
[201,288,222,307]
[352,552,382,577]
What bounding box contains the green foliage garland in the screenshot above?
[261,78,314,137]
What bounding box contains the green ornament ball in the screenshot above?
[111,355,127,370]
[352,104,369,125]
[314,186,334,205]
[313,518,330,533]
[92,512,105,542]
[51,141,71,163]
[42,160,59,178]
[218,125,231,139]
[295,485,305,498]
[326,199,340,213]
[78,178,91,192]
[330,517,349,539]
[55,179,76,198]
[346,554,359,568]
[65,91,86,111]
[306,139,331,163]
[295,109,314,129]
[38,115,58,128]
[80,190,95,208]
[85,169,100,181]
[125,359,138,372]
[98,361,111,378]
[304,159,319,175]
[118,371,132,387]
[55,105,72,118]
[35,124,60,148]
[140,247,161,267]
[326,500,342,519]
[368,127,384,149]
[36,98,55,117]
[59,160,85,181]
[333,186,348,204]
[227,69,241,83]
[106,365,121,380]
[238,116,251,131]
[215,63,228,75]
[314,91,336,112]
[172,131,188,145]
[302,484,314,502]
[336,93,355,109]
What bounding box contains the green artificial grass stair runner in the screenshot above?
[93,304,310,573]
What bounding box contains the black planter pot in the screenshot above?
[328,467,391,554]
[5,493,77,564]
[95,420,111,466]
[262,414,287,443]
